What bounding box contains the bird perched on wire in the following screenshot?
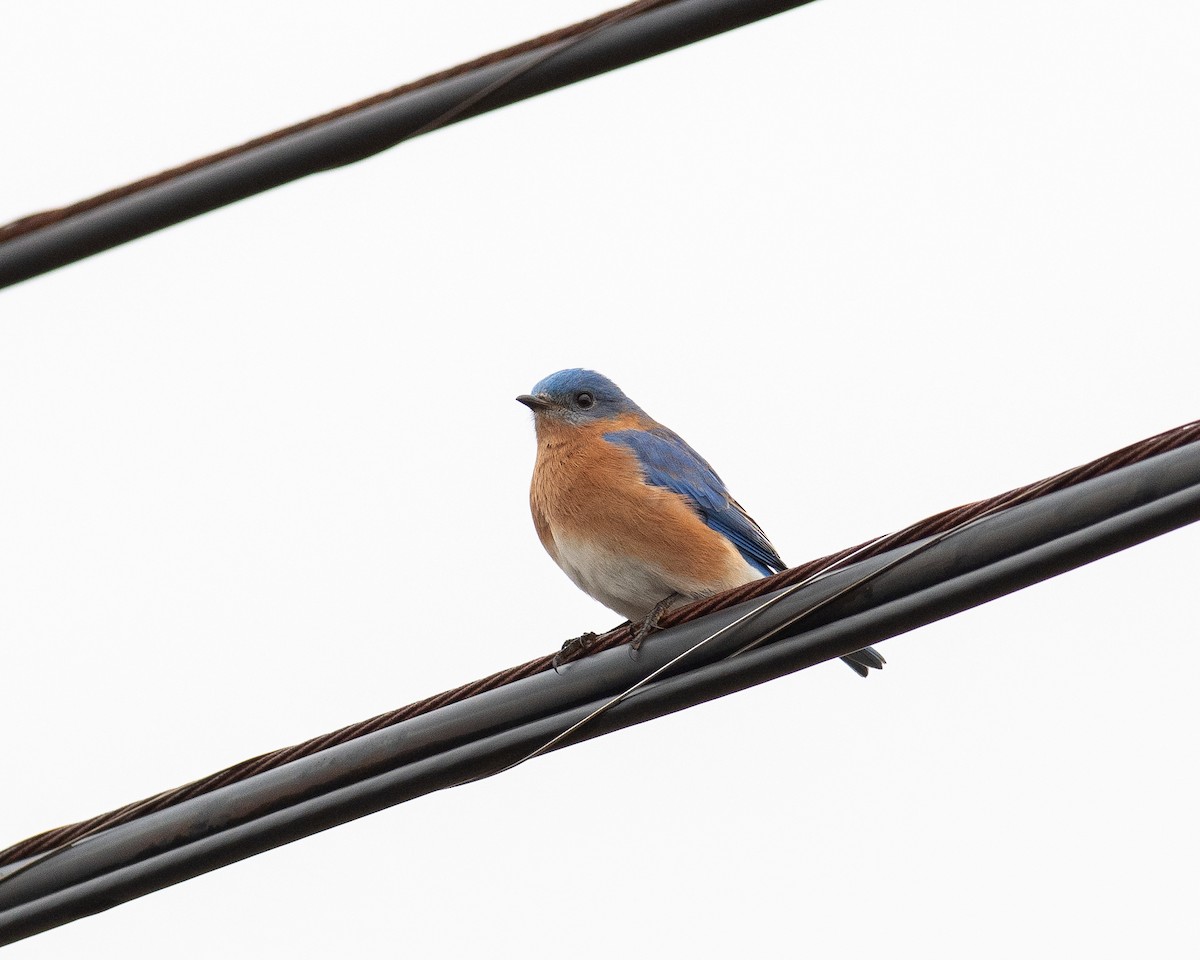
[517,368,884,676]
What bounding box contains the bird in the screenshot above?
[517,368,884,676]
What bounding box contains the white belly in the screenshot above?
[551,530,760,622]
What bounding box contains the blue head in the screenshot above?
[517,368,643,425]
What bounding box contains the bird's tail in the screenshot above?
[841,645,886,677]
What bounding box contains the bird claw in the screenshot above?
[628,594,682,656]
[553,631,599,672]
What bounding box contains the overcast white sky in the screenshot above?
[2,1,1198,956]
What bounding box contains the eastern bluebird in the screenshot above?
[518,369,885,676]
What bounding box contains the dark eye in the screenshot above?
[576,392,595,409]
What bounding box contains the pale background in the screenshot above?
[1,1,1198,956]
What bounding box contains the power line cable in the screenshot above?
[1,422,1198,946]
[2,418,1197,872]
[0,0,818,289]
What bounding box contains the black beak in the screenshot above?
[516,394,554,411]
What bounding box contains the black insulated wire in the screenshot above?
[1,438,1198,945]
[0,0,817,289]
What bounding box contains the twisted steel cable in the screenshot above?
[2,416,1197,869]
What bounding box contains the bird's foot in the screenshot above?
[553,631,599,672]
[629,594,683,658]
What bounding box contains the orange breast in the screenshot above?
[528,414,751,596]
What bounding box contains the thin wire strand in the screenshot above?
[476,489,1035,780]
[402,0,668,144]
[730,478,1061,658]
[481,536,889,776]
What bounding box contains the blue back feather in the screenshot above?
[603,426,785,576]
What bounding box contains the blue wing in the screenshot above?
[604,426,785,576]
